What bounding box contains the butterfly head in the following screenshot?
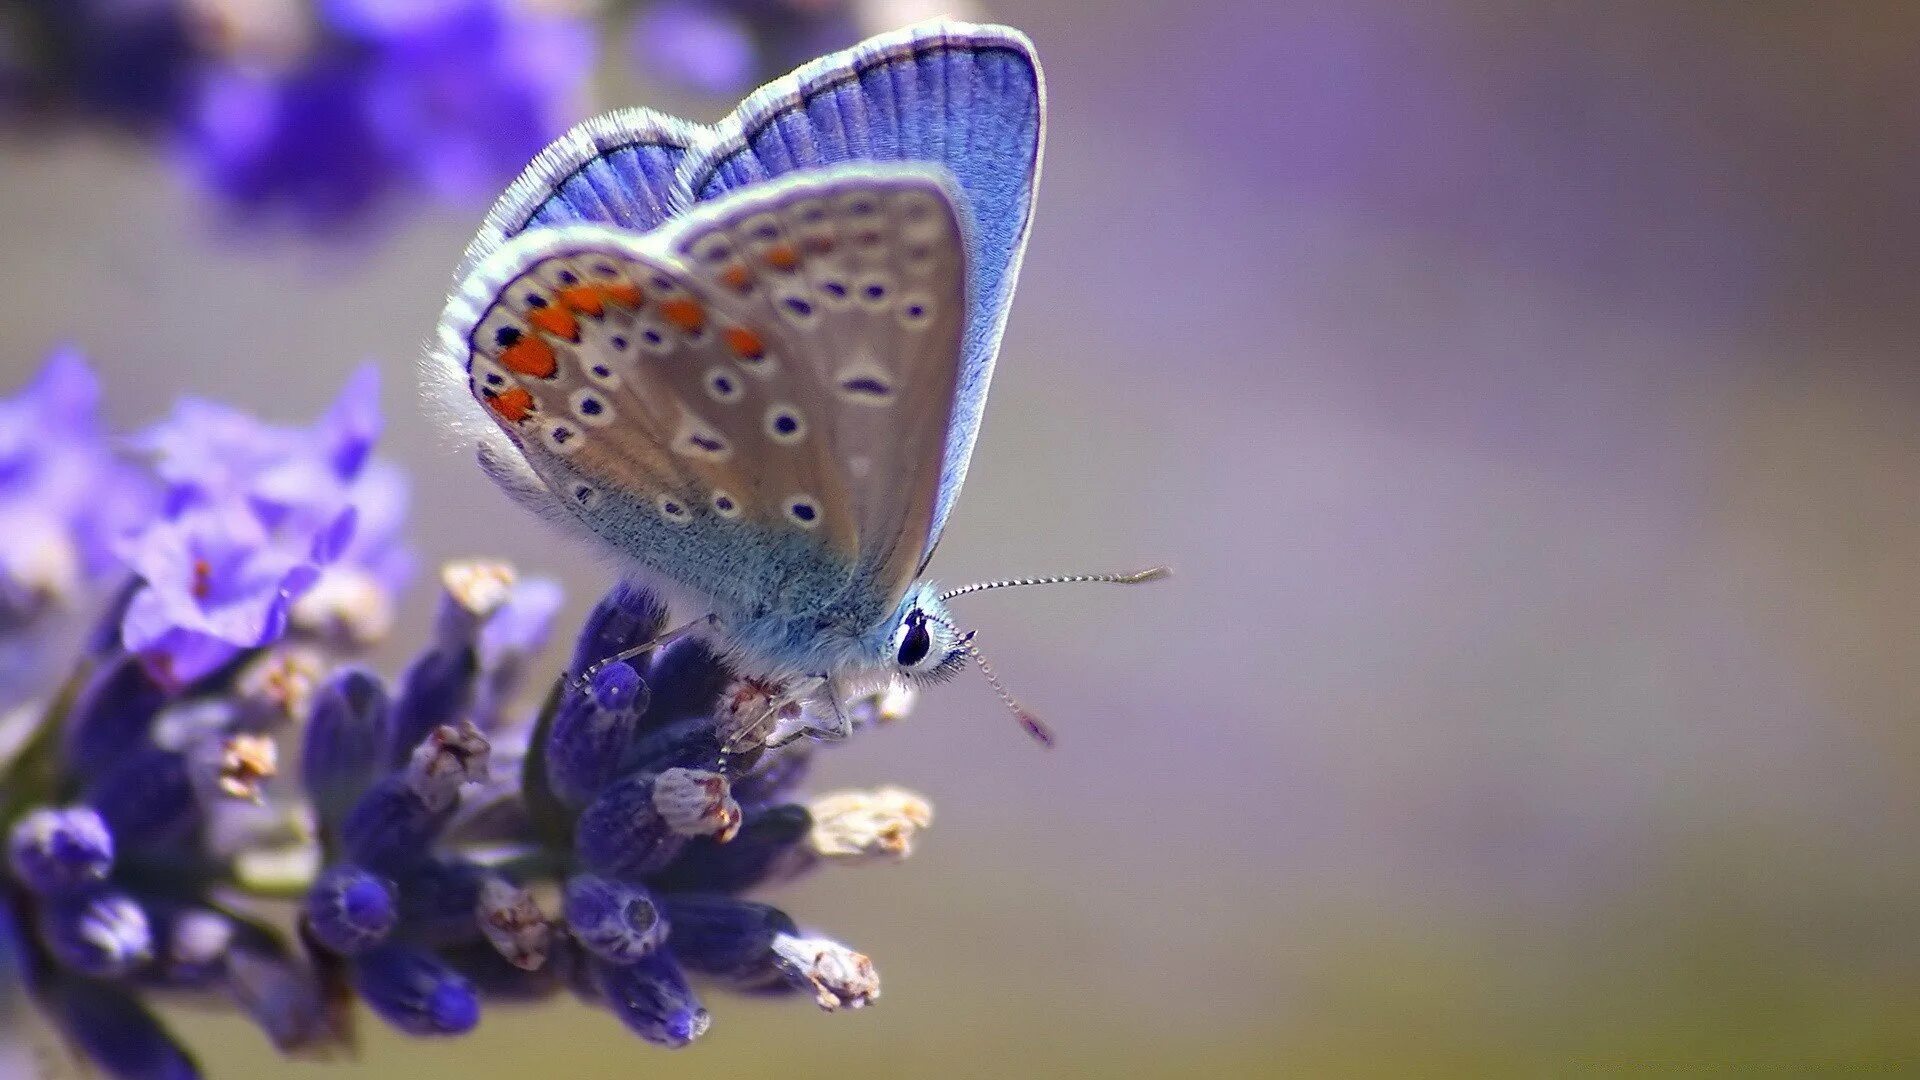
[881,585,969,685]
[881,567,1174,747]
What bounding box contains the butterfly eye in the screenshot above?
[894,613,933,669]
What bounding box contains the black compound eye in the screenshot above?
[896,613,933,667]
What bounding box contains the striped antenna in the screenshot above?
[939,566,1170,603]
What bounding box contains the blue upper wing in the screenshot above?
[455,108,711,280]
[675,22,1045,566]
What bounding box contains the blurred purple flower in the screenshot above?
[135,393,302,512]
[181,0,592,233]
[183,56,403,234]
[630,1,756,96]
[117,505,327,687]
[0,350,156,627]
[357,0,594,204]
[135,364,410,626]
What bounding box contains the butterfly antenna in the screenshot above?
[939,566,1171,603]
[925,613,1055,748]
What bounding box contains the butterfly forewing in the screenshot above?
[659,167,968,601]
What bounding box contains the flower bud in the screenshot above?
[563,874,667,964]
[8,806,114,895]
[652,804,811,894]
[340,775,451,875]
[352,944,480,1037]
[301,667,390,828]
[806,787,933,861]
[43,977,200,1080]
[386,644,477,769]
[304,866,397,955]
[64,652,169,781]
[41,891,153,979]
[568,582,668,681]
[545,661,645,808]
[86,748,200,849]
[593,952,708,1049]
[573,768,738,880]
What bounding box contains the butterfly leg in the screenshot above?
[575,614,715,691]
[762,680,856,750]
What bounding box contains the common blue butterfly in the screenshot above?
[430,22,1163,750]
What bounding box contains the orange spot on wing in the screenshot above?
[802,236,835,256]
[722,326,766,360]
[599,282,644,309]
[763,243,800,271]
[500,338,557,378]
[660,297,706,334]
[719,263,753,293]
[558,286,605,317]
[487,386,534,423]
[526,306,579,341]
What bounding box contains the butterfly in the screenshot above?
[430,21,1164,751]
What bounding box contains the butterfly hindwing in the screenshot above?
[456,108,710,280]
[658,165,969,602]
[443,225,872,614]
[677,22,1044,560]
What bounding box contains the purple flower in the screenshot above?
[182,57,404,235]
[117,506,324,686]
[130,364,408,660]
[0,350,156,624]
[182,0,593,234]
[135,396,296,512]
[629,1,756,96]
[139,362,382,517]
[627,0,862,98]
[355,0,595,205]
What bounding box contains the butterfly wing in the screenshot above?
[435,165,967,631]
[655,165,970,603]
[455,108,711,281]
[434,109,710,520]
[676,21,1043,566]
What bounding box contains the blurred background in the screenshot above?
[3,0,1920,1074]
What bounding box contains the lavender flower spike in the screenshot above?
[0,353,946,1062]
